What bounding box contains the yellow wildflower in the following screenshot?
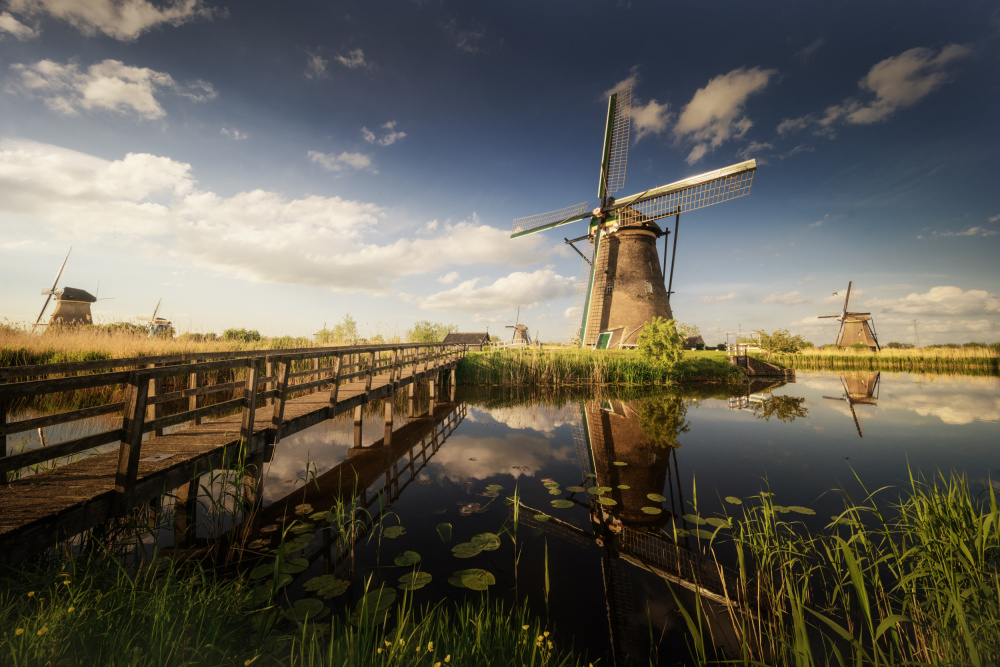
[27,592,35,598]
[15,628,23,636]
[68,607,75,613]
[444,656,451,663]
[37,627,48,636]
[62,581,71,586]
[543,631,550,637]
[427,641,434,651]
[384,640,392,647]
[377,648,383,654]
[434,663,441,667]
[522,624,529,630]
[547,640,554,650]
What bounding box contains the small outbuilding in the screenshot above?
[442,332,492,350]
[683,335,705,350]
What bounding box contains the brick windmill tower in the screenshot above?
[511,83,758,348]
[818,281,881,350]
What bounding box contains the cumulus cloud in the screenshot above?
[700,292,740,304]
[989,214,1000,223]
[308,150,373,173]
[0,140,562,295]
[600,65,640,100]
[9,58,215,119]
[674,67,776,164]
[335,48,369,69]
[362,121,406,147]
[220,127,246,140]
[779,44,971,136]
[420,269,574,311]
[870,286,1000,317]
[763,290,810,305]
[304,50,327,78]
[6,0,214,40]
[631,99,671,141]
[0,11,37,38]
[437,271,459,284]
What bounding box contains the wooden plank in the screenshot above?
[150,379,243,405]
[0,428,122,477]
[0,371,132,399]
[0,402,124,436]
[144,398,244,434]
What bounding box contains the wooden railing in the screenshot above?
[0,343,467,503]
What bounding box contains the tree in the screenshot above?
[222,328,261,342]
[637,317,683,368]
[315,314,359,344]
[753,328,806,357]
[752,394,808,422]
[676,322,701,340]
[406,320,458,343]
[638,395,690,448]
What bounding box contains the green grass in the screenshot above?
[456,348,741,386]
[769,346,999,374]
[670,471,1000,665]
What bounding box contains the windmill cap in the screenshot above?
[47,287,97,302]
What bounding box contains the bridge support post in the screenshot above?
[328,353,343,408]
[428,377,437,413]
[188,362,202,427]
[172,476,198,549]
[146,363,163,438]
[240,358,260,452]
[265,359,274,406]
[271,357,290,445]
[407,382,415,418]
[383,399,393,447]
[353,405,363,448]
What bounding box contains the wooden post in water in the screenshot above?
[353,405,363,448]
[428,375,436,413]
[383,398,393,447]
[115,370,151,514]
[172,477,199,549]
[365,351,375,392]
[407,382,415,419]
[271,357,290,444]
[240,358,260,452]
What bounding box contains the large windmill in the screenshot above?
[510,83,757,348]
[818,281,880,350]
[33,247,99,332]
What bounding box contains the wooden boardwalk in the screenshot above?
[0,343,466,564]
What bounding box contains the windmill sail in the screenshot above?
[612,159,756,226]
[511,201,595,238]
[33,247,73,333]
[599,83,632,199]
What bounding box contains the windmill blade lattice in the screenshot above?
[511,200,596,238]
[612,160,756,226]
[601,83,631,199]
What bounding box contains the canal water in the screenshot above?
[11,370,1000,664]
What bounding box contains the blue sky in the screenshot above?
[1,0,997,345]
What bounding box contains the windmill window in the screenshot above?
[605,281,614,295]
[645,281,653,294]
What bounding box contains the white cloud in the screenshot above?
[795,37,826,62]
[6,0,214,40]
[220,127,246,141]
[936,226,998,238]
[420,269,574,311]
[700,292,740,304]
[871,286,1000,317]
[362,120,406,147]
[779,45,971,135]
[808,220,823,228]
[308,150,373,173]
[989,214,1000,223]
[0,11,37,38]
[437,271,459,284]
[9,58,215,119]
[335,48,369,69]
[0,140,561,296]
[305,50,327,78]
[763,290,810,306]
[601,65,640,100]
[631,99,671,141]
[445,19,484,54]
[674,67,776,164]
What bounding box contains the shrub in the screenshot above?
[753,328,807,356]
[638,317,683,368]
[222,328,261,342]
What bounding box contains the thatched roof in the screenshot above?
[442,332,491,345]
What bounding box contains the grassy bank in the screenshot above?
[456,349,742,386]
[768,346,999,374]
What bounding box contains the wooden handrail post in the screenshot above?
[114,369,151,514]
[188,361,202,427]
[271,357,290,444]
[241,358,260,452]
[328,353,343,406]
[390,347,400,386]
[265,359,274,406]
[423,346,430,372]
[1,395,7,459]
[146,362,164,437]
[365,351,375,391]
[311,357,320,394]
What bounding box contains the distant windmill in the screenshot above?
[510,82,757,349]
[505,306,531,346]
[138,298,172,337]
[33,247,99,332]
[818,281,880,350]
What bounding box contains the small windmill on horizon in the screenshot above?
[818,281,880,350]
[510,83,758,349]
[33,247,108,332]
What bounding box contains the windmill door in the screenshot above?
[595,331,612,349]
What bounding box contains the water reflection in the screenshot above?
[823,371,880,437]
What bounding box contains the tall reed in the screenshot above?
[769,346,999,374]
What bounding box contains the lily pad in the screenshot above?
[448,576,466,588]
[692,529,715,540]
[585,472,597,479]
[249,563,274,580]
[705,517,731,529]
[310,510,332,521]
[550,499,574,509]
[597,496,617,506]
[394,551,421,567]
[613,461,627,466]
[398,572,432,591]
[285,598,328,622]
[682,514,707,525]
[787,506,816,515]
[543,482,560,489]
[587,487,606,496]
[646,493,668,503]
[772,505,791,514]
[533,513,550,522]
[303,575,350,599]
[458,568,495,591]
[617,484,630,490]
[641,506,663,515]
[451,542,483,559]
[486,484,503,492]
[548,488,562,495]
[280,557,310,574]
[565,486,586,493]
[471,532,501,552]
[724,496,742,505]
[436,523,453,542]
[294,503,313,516]
[383,525,406,539]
